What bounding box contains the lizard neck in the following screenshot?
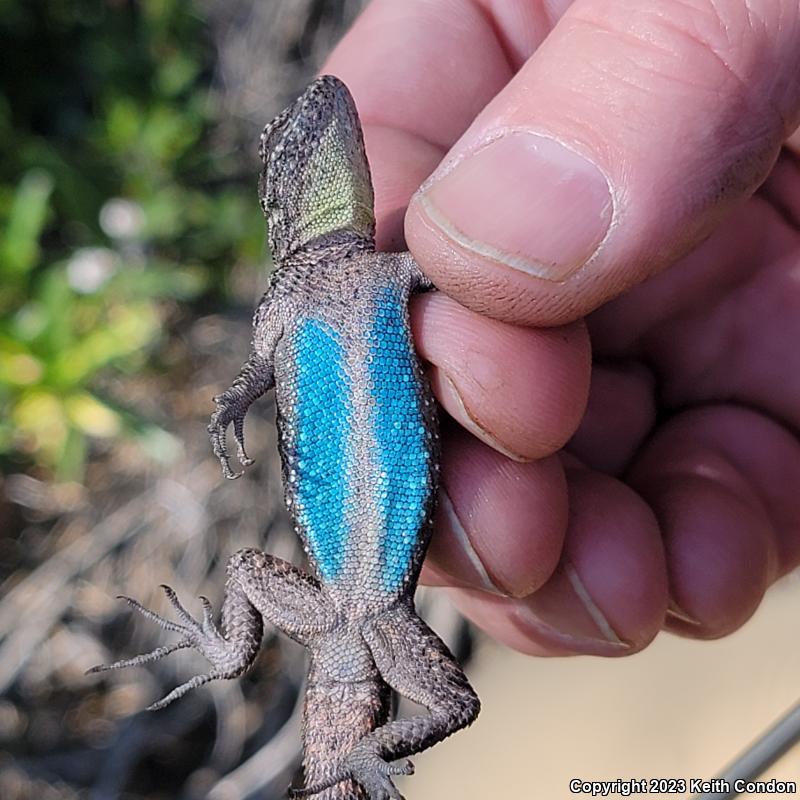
[274,228,375,267]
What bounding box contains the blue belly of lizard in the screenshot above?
[289,285,430,593]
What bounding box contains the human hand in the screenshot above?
[325,0,800,655]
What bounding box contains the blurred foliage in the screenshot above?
[0,0,265,481]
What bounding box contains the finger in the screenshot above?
[405,0,800,325]
[788,125,800,156]
[411,291,590,461]
[446,464,667,655]
[589,193,800,430]
[628,406,800,637]
[422,422,568,598]
[326,0,545,146]
[585,197,774,355]
[761,147,800,229]
[566,361,656,475]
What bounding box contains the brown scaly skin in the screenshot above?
[89,76,480,800]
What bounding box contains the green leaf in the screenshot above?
[36,266,75,359]
[0,169,54,279]
[113,260,208,300]
[0,346,44,387]
[11,389,69,466]
[141,104,200,164]
[105,97,141,154]
[65,391,122,437]
[49,302,160,387]
[55,424,88,483]
[156,51,200,97]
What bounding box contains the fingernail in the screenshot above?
[420,132,613,281]
[440,374,529,462]
[436,490,503,595]
[666,600,703,626]
[515,562,630,654]
[564,563,624,644]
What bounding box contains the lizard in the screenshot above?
[89,75,480,800]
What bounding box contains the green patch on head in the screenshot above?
[260,76,376,260]
[298,112,374,245]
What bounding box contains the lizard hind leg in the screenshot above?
[87,583,264,711]
[336,603,480,798]
[88,550,336,712]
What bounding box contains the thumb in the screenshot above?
[406,0,800,326]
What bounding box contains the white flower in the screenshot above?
[99,198,145,240]
[66,247,118,293]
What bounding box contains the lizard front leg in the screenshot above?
[397,251,435,293]
[330,603,480,799]
[208,290,283,479]
[88,549,334,709]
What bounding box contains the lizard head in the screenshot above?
[258,75,376,264]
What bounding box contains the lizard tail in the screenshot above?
[299,661,390,799]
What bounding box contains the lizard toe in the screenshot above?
[344,741,408,800]
[232,414,254,467]
[121,588,253,681]
[208,402,242,479]
[387,759,414,776]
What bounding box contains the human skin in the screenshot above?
[323,0,800,656]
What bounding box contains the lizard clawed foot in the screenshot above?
[207,352,271,480]
[208,392,254,480]
[344,738,414,800]
[87,585,254,710]
[291,741,414,800]
[345,748,413,800]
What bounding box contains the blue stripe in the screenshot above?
[369,287,429,591]
[294,318,351,580]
